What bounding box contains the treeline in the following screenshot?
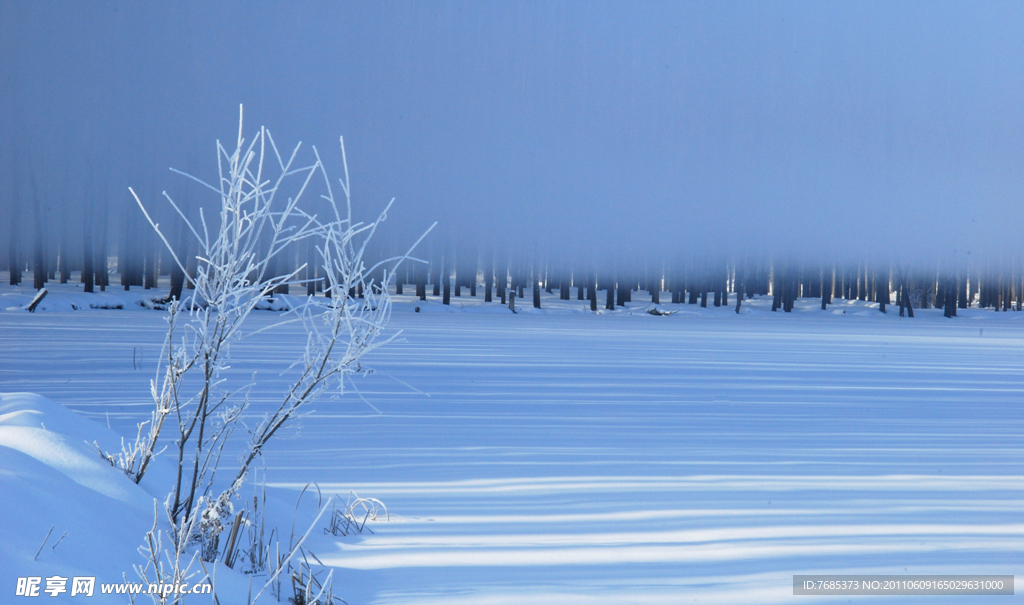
[387,258,1022,317]
[7,225,1023,318]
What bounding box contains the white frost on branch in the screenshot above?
[110,105,432,549]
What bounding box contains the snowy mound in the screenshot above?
[0,394,261,603]
[0,393,288,603]
[0,393,157,602]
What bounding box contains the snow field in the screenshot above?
[0,279,1022,603]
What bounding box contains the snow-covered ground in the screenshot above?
[1,277,1022,603]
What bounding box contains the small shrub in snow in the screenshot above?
[325,492,389,537]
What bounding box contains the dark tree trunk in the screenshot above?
[735,274,744,314]
[125,222,144,288]
[533,279,541,308]
[169,227,187,300]
[33,237,46,291]
[432,261,440,296]
[184,236,195,290]
[783,274,795,312]
[484,270,493,302]
[169,264,184,300]
[605,281,615,310]
[943,278,956,317]
[819,269,827,310]
[7,186,20,285]
[32,189,47,291]
[771,269,781,311]
[7,241,19,285]
[950,279,958,316]
[58,243,69,284]
[82,221,94,293]
[441,255,450,304]
[95,234,108,290]
[121,239,131,290]
[878,272,888,313]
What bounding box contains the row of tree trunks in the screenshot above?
[17,229,1024,319]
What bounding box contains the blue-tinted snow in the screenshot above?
[0,284,1021,603]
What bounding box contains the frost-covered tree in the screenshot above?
[105,107,431,549]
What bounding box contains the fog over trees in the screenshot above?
[3,1,1024,313]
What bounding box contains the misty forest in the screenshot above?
[0,2,1021,605]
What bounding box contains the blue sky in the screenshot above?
[2,1,1023,268]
